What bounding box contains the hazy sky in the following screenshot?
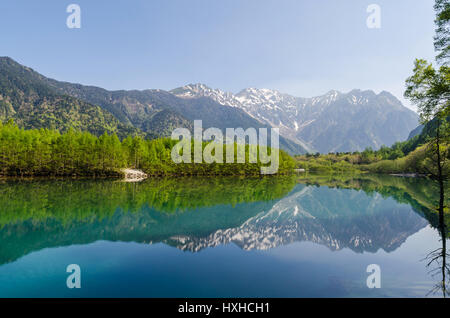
[0,0,437,110]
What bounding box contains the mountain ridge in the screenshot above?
[0,57,418,154]
[172,83,419,153]
[0,57,307,154]
[0,57,139,138]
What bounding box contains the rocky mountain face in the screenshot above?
[407,124,424,140]
[172,84,419,153]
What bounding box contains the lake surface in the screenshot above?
[0,174,448,298]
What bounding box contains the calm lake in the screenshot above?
[0,174,448,297]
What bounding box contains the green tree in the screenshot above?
[405,60,449,219]
[405,0,450,239]
[435,0,450,64]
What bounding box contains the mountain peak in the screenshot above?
[347,89,376,97]
[170,83,241,108]
[170,83,215,98]
[378,90,397,99]
[186,83,212,90]
[0,56,41,80]
[0,56,16,63]
[322,89,342,101]
[238,87,282,96]
[325,89,341,96]
[0,57,25,70]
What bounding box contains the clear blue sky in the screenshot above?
[0,0,437,110]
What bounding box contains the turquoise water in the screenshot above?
[0,175,447,297]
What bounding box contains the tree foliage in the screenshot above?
[435,0,450,64]
[405,59,450,123]
[0,121,295,177]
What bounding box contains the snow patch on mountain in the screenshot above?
[171,84,418,153]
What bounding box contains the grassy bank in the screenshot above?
[295,153,363,174]
[295,142,449,177]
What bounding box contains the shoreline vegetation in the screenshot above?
[0,119,447,180]
[0,118,447,180]
[295,133,449,179]
[0,121,295,178]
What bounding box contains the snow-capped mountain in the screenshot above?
[171,83,242,107]
[171,84,419,153]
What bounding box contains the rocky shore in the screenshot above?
[122,169,148,182]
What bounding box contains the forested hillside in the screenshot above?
[0,57,138,138]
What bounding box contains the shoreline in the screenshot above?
[0,171,295,181]
[0,169,431,182]
[389,173,427,178]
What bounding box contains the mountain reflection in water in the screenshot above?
[0,174,448,297]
